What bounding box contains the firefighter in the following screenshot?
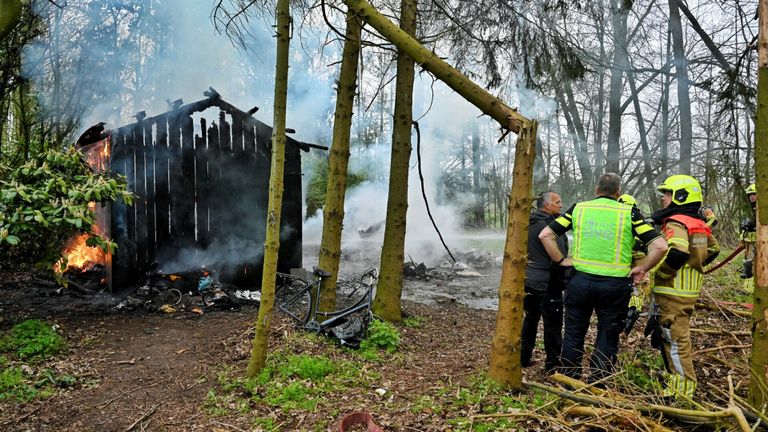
[648,175,720,400]
[618,194,650,334]
[740,184,757,292]
[539,173,667,383]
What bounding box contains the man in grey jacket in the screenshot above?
[521,191,569,373]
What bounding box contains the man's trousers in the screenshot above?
[521,286,563,372]
[560,271,632,382]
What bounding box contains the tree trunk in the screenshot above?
[341,0,529,134]
[749,0,768,408]
[488,120,538,390]
[627,72,655,195]
[669,0,693,174]
[472,122,487,225]
[342,0,535,388]
[245,0,290,378]
[317,10,363,312]
[373,0,416,323]
[605,0,631,173]
[660,33,672,181]
[0,0,21,42]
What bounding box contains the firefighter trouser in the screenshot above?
[654,293,697,399]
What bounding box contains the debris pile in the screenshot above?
[116,268,247,314]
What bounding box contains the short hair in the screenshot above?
[596,173,621,196]
[536,191,557,209]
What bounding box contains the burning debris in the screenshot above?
[358,221,384,238]
[116,267,244,314]
[403,249,501,281]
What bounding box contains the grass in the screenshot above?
[0,320,72,401]
[0,319,66,361]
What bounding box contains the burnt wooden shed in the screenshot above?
[108,92,310,288]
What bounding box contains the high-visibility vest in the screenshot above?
[571,198,634,277]
[652,214,710,298]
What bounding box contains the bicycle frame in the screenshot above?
[276,267,378,334]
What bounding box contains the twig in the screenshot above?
[0,406,41,425]
[692,344,751,356]
[691,328,750,336]
[527,380,751,426]
[124,403,160,432]
[96,383,160,409]
[211,420,248,431]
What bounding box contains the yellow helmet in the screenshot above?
[746,183,757,195]
[657,174,702,205]
[618,194,636,206]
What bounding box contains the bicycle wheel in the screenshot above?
[275,274,312,326]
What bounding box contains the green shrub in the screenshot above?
[0,319,66,361]
[360,319,400,354]
[0,366,37,401]
[0,147,133,268]
[279,354,335,381]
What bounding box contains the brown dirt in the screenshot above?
[0,264,757,431]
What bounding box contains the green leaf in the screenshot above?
[5,236,19,245]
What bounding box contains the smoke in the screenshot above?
[24,0,333,145]
[22,0,561,275]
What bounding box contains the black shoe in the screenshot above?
[741,259,754,279]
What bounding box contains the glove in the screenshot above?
[741,218,757,233]
[624,306,640,335]
[644,303,663,350]
[700,206,718,228]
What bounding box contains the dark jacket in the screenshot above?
[526,209,569,292]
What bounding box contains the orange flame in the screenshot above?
[55,233,105,272]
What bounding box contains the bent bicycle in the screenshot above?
[275,266,378,347]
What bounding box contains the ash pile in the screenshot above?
[403,249,501,281]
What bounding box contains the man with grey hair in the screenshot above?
[539,173,668,384]
[521,190,568,373]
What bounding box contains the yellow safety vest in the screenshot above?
[571,198,634,277]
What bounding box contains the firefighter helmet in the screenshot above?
[657,175,702,206]
[746,183,757,195]
[618,194,636,206]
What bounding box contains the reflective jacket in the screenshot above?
[652,214,719,298]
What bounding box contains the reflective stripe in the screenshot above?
[652,266,702,297]
[668,238,689,248]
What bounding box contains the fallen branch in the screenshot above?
[707,383,768,427]
[526,380,751,430]
[564,405,676,432]
[124,403,160,432]
[691,328,750,337]
[696,299,751,318]
[692,344,752,356]
[95,382,160,409]
[0,406,41,426]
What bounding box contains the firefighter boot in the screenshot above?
[740,259,753,279]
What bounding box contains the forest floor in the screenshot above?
[0,245,760,431]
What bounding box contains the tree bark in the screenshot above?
[317,10,363,312]
[246,0,290,377]
[605,0,631,173]
[488,120,537,390]
[749,0,768,408]
[373,0,416,323]
[472,122,487,225]
[669,0,693,174]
